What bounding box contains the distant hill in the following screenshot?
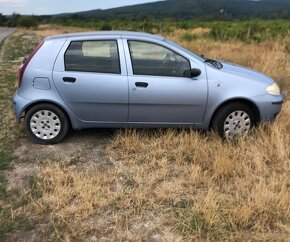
[55,0,290,20]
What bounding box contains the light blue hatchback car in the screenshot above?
[13,31,283,144]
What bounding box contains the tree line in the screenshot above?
[0,13,38,28]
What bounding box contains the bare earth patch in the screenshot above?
[5,128,114,191]
[5,227,46,242]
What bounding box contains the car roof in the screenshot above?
[45,31,165,41]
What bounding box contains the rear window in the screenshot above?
[64,40,120,74]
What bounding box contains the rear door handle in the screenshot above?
[63,77,76,83]
[135,82,149,88]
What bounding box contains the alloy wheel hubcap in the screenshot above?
[30,110,61,140]
[224,110,251,139]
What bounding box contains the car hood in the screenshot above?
[219,61,274,85]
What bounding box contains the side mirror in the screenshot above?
[184,68,201,78]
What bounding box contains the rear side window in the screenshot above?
[64,40,120,74]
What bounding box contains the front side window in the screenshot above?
[128,41,190,77]
[64,40,120,74]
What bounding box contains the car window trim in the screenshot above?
[64,39,122,75]
[127,39,191,78]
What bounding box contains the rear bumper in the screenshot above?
[12,91,31,122]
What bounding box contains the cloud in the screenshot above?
[0,0,26,4]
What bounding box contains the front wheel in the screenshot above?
[25,104,69,144]
[211,103,256,139]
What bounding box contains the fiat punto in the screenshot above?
[12,31,283,144]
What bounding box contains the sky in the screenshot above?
[0,0,161,15]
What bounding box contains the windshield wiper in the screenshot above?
[202,56,223,69]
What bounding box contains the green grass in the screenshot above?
[181,33,198,42]
[207,20,290,42]
[0,32,41,240]
[0,151,11,170]
[50,19,290,42]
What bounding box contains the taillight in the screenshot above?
[18,41,44,88]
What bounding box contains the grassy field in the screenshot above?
[0,24,289,241]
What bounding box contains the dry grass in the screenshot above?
[170,28,211,36]
[3,26,290,240]
[27,101,290,240]
[32,24,93,37]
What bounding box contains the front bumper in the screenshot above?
[254,94,284,122]
[12,91,32,122]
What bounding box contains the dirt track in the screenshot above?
[0,27,15,45]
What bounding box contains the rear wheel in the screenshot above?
[25,104,69,144]
[211,103,255,139]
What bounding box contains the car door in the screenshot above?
[53,38,128,122]
[123,39,208,125]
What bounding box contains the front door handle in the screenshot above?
[135,82,149,88]
[63,77,76,83]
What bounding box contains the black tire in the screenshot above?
[211,103,256,139]
[25,103,69,144]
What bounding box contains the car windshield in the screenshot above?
[164,39,205,62]
[165,39,223,69]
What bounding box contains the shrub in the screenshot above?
[181,33,198,42]
[0,13,7,26]
[18,16,38,28]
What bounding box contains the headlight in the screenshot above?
[266,83,280,96]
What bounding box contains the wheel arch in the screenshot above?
[24,100,73,128]
[209,98,261,128]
